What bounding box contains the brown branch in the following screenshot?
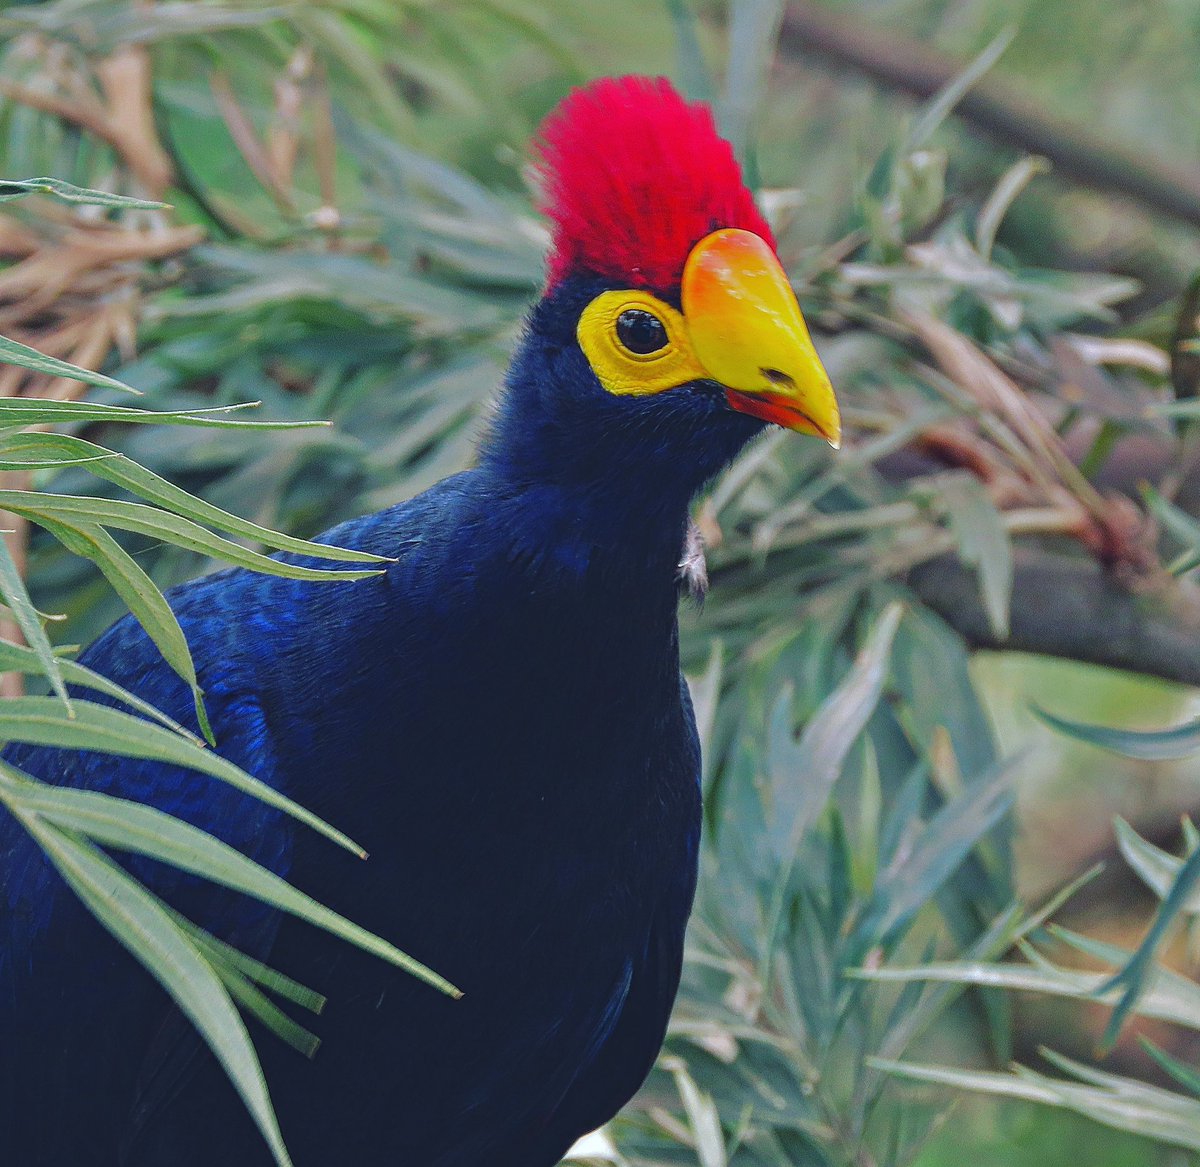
[909,549,1200,688]
[778,2,1200,231]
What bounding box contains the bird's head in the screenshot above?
[485,75,839,508]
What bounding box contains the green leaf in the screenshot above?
[4,810,291,1166]
[0,696,364,857]
[720,0,784,174]
[0,639,199,742]
[1144,486,1200,576]
[1096,842,1200,1052]
[0,434,387,565]
[1032,704,1200,760]
[766,602,903,863]
[0,334,141,396]
[0,492,385,582]
[857,950,1200,1031]
[975,155,1050,260]
[932,473,1013,639]
[0,762,459,999]
[869,1056,1200,1153]
[0,397,329,430]
[667,0,716,104]
[857,753,1020,945]
[1113,816,1200,909]
[1139,1037,1200,1098]
[36,515,209,730]
[907,27,1017,151]
[0,536,70,709]
[0,177,168,209]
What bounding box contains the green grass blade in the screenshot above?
[0,397,330,430]
[0,764,460,998]
[0,178,168,209]
[0,535,70,709]
[0,433,387,564]
[1032,704,1200,760]
[0,639,200,742]
[33,516,210,733]
[1,493,385,582]
[0,335,142,395]
[6,811,292,1167]
[0,696,364,857]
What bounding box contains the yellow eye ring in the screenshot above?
[577,290,707,396]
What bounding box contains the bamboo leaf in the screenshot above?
[857,952,1200,1031]
[1096,842,1200,1051]
[767,602,903,862]
[0,763,459,998]
[0,696,364,857]
[1113,816,1200,910]
[0,398,329,430]
[870,1057,1200,1152]
[0,537,70,709]
[33,516,211,735]
[17,816,292,1166]
[0,177,168,209]
[1032,704,1200,760]
[907,27,1017,150]
[0,434,387,564]
[0,639,199,742]
[0,335,141,396]
[2,493,383,582]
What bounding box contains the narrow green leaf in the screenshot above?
[34,516,208,730]
[869,1056,1200,1152]
[1113,816,1200,909]
[0,335,141,395]
[0,639,199,742]
[0,537,70,709]
[200,946,321,1059]
[1139,1037,1200,1098]
[975,155,1050,260]
[666,0,716,103]
[767,602,903,862]
[1145,487,1200,576]
[907,27,1017,150]
[858,753,1021,944]
[0,397,329,430]
[2,493,384,582]
[0,697,364,857]
[5,812,291,1166]
[1032,704,1200,760]
[721,0,784,172]
[0,434,387,564]
[857,954,1200,1031]
[0,177,168,209]
[932,473,1012,639]
[1096,842,1200,1051]
[0,764,459,998]
[173,920,326,1014]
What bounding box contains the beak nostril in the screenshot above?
[760,367,795,391]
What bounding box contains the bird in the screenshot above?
[0,75,839,1166]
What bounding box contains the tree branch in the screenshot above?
[909,549,1200,688]
[778,2,1200,231]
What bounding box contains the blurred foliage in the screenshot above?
[3,1,1200,1165]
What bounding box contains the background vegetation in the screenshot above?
[3,1,1200,1164]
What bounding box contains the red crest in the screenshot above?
[536,76,773,292]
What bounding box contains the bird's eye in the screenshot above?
[615,309,669,355]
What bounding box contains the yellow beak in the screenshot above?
[681,228,841,448]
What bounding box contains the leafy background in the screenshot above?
[3,1,1200,1165]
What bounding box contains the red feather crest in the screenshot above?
[536,76,773,292]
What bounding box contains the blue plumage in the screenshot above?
[0,272,766,1164]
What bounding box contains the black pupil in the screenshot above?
[616,309,668,355]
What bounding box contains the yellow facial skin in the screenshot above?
[576,228,841,447]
